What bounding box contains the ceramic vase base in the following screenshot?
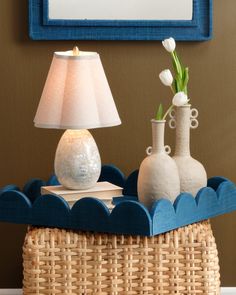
[173,155,207,196]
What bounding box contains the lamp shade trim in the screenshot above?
[54,51,99,60]
[34,120,121,130]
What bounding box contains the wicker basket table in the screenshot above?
[23,220,220,295]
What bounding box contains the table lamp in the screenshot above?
[34,47,121,190]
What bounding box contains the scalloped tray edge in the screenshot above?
[0,166,235,236]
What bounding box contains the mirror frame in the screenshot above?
[29,0,212,41]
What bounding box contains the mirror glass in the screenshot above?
[48,0,193,21]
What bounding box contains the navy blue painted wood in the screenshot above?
[0,190,32,224]
[174,193,198,226]
[1,165,236,236]
[112,195,138,206]
[151,199,176,235]
[47,174,60,186]
[195,187,219,217]
[110,201,152,236]
[71,198,110,232]
[29,0,212,41]
[31,194,70,228]
[207,176,229,191]
[122,170,139,196]
[23,178,46,203]
[98,164,126,187]
[0,184,20,194]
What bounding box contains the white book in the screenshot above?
[41,182,123,209]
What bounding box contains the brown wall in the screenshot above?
[0,0,235,288]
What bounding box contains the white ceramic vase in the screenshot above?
[169,104,207,196]
[138,119,180,209]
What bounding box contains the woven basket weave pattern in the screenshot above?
[23,220,220,294]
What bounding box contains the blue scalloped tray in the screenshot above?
[0,165,236,236]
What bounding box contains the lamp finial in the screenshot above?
[73,46,80,56]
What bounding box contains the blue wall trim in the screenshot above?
[0,165,236,237]
[29,0,213,41]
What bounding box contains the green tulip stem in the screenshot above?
[163,104,174,120]
[170,85,176,94]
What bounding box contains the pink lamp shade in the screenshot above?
[34,50,121,129]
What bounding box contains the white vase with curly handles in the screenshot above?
[138,119,180,209]
[169,104,207,196]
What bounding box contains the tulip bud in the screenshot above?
[172,92,188,106]
[162,37,176,53]
[159,69,173,86]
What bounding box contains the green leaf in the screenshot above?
[156,103,163,120]
[183,67,189,87]
[175,74,183,92]
[174,78,179,93]
[171,49,189,94]
[173,51,183,78]
[175,51,185,72]
[171,53,178,74]
[182,66,186,82]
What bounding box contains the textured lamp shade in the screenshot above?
[34,50,121,129]
[34,49,121,189]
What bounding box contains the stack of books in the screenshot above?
[41,182,123,210]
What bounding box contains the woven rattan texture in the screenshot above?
[23,220,220,295]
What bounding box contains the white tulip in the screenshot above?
[159,69,173,86]
[162,37,176,53]
[172,92,188,107]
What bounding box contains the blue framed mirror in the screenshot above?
[29,0,212,40]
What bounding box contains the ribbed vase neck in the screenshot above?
[174,105,191,157]
[151,119,166,154]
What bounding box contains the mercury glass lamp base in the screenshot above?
[54,129,101,190]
